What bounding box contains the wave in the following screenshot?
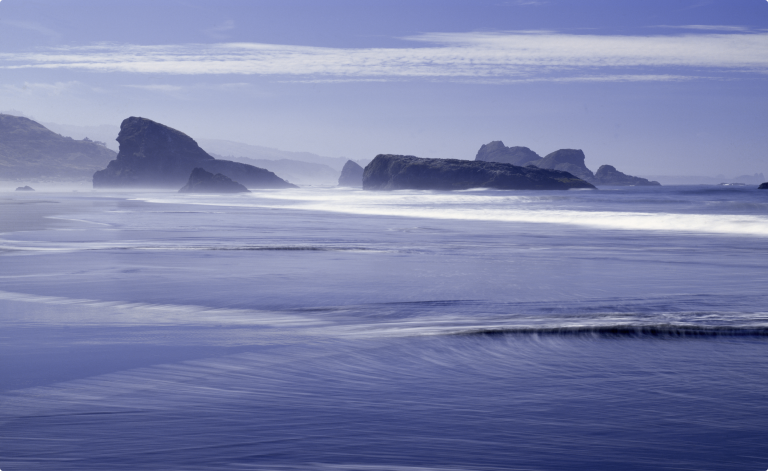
[450,324,768,338]
[0,239,386,254]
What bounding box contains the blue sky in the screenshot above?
[1,0,767,176]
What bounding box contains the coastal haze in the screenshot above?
[2,1,768,470]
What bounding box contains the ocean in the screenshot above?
[1,185,767,470]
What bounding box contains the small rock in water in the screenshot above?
[15,186,34,191]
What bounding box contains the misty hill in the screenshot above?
[198,138,359,171]
[93,117,296,189]
[363,154,595,191]
[0,114,117,181]
[208,154,339,186]
[42,122,121,152]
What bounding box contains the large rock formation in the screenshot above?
[758,182,768,190]
[534,149,594,182]
[338,160,364,187]
[0,114,116,180]
[592,165,661,186]
[93,117,297,189]
[475,141,542,167]
[363,155,595,191]
[179,168,250,193]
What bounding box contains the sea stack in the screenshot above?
[179,168,250,193]
[93,117,297,189]
[475,141,542,167]
[338,160,364,187]
[363,154,595,191]
[591,165,661,186]
[534,149,595,182]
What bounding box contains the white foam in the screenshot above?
[135,188,768,237]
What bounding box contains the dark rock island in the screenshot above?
[0,114,116,180]
[179,168,250,194]
[475,141,659,187]
[15,186,35,191]
[363,154,595,191]
[338,160,364,187]
[759,182,768,190]
[93,117,297,189]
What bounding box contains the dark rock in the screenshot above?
[338,160,364,187]
[179,168,250,194]
[592,165,661,186]
[534,149,595,182]
[363,154,596,191]
[0,114,116,180]
[475,141,542,167]
[15,186,34,191]
[758,182,768,190]
[93,117,297,189]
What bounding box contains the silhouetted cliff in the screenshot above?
[93,117,296,189]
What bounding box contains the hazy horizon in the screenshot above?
[2,0,767,177]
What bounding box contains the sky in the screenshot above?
[1,0,767,177]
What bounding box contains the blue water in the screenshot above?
[1,185,767,470]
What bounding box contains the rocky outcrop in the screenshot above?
[0,114,116,180]
[338,160,364,187]
[93,117,297,189]
[179,168,250,193]
[15,186,34,191]
[475,141,542,167]
[475,141,662,187]
[534,149,594,182]
[363,154,595,191]
[758,182,768,190]
[592,165,661,186]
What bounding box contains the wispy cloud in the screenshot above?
[0,20,60,40]
[2,31,768,83]
[2,81,81,96]
[655,25,751,32]
[125,84,184,92]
